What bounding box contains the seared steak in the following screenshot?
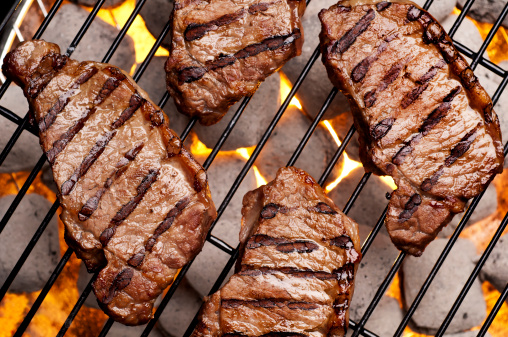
[3,40,217,325]
[165,0,305,125]
[319,1,503,256]
[192,167,361,337]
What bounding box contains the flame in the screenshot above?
[452,8,508,64]
[279,72,303,110]
[380,175,397,190]
[322,120,362,193]
[89,0,169,67]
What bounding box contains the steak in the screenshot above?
[192,167,361,337]
[319,1,504,256]
[165,0,305,126]
[2,40,217,325]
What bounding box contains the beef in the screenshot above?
[2,40,217,325]
[319,1,504,256]
[192,167,361,337]
[165,0,305,126]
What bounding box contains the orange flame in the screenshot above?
[280,72,303,110]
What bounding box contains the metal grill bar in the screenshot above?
[478,283,508,337]
[0,0,507,336]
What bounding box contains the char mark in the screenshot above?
[111,92,145,129]
[334,9,375,54]
[184,8,246,41]
[39,67,98,133]
[61,130,116,196]
[308,202,337,215]
[78,143,144,221]
[402,83,429,109]
[399,193,421,222]
[178,29,301,84]
[45,67,126,164]
[376,1,392,11]
[407,5,423,21]
[246,234,319,254]
[260,203,285,219]
[249,2,273,14]
[363,59,406,107]
[145,197,191,252]
[221,299,319,310]
[328,235,353,249]
[102,268,134,304]
[100,168,159,246]
[239,265,340,281]
[127,249,146,268]
[351,36,392,82]
[27,52,68,99]
[371,118,395,140]
[417,59,446,84]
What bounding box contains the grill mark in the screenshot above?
[39,67,98,133]
[401,83,429,109]
[246,234,319,254]
[100,168,159,246]
[392,87,461,165]
[407,5,423,21]
[45,68,126,164]
[248,2,273,14]
[127,249,146,268]
[102,268,134,304]
[178,29,301,84]
[334,9,375,54]
[78,143,144,221]
[328,235,353,249]
[308,202,337,214]
[376,1,392,11]
[184,8,246,41]
[351,34,395,82]
[260,203,282,219]
[399,193,421,222]
[61,130,116,196]
[221,299,319,310]
[371,118,395,140]
[239,266,339,281]
[364,59,406,107]
[111,92,145,129]
[27,53,68,99]
[144,197,191,253]
[417,59,446,84]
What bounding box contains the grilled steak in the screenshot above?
[2,40,217,325]
[319,1,503,256]
[192,167,361,337]
[165,0,305,125]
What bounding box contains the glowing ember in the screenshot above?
[280,72,303,110]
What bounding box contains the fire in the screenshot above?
[279,72,303,110]
[322,120,362,193]
[380,175,397,190]
[236,147,268,187]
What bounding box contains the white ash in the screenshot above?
[457,0,508,29]
[194,72,281,151]
[362,296,404,337]
[413,0,456,23]
[441,14,489,58]
[101,321,163,337]
[402,238,486,334]
[41,3,136,72]
[481,234,508,295]
[76,262,100,309]
[70,0,127,8]
[0,194,60,293]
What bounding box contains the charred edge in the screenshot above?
[351,40,389,83]
[39,67,98,133]
[178,29,301,84]
[61,130,116,196]
[399,193,422,222]
[27,53,69,99]
[484,103,493,123]
[45,69,125,164]
[423,22,445,45]
[308,202,337,215]
[127,249,146,267]
[78,143,143,221]
[444,126,478,167]
[417,59,446,85]
[376,1,392,11]
[238,266,339,281]
[184,8,246,41]
[421,166,444,191]
[102,268,134,305]
[335,263,355,288]
[328,235,353,249]
[407,6,423,21]
[100,169,159,246]
[371,118,395,140]
[145,197,191,252]
[111,92,145,129]
[221,299,319,310]
[334,9,375,54]
[402,83,429,109]
[246,235,319,253]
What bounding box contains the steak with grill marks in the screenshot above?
[2,40,217,325]
[192,167,361,337]
[319,1,504,256]
[165,0,305,126]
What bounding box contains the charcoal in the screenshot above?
[194,72,281,151]
[102,321,163,337]
[444,332,492,337]
[0,194,60,293]
[0,85,42,173]
[481,234,508,295]
[363,296,404,337]
[402,238,486,334]
[441,14,488,58]
[137,0,173,49]
[457,0,508,29]
[41,3,135,71]
[77,262,100,309]
[413,0,455,22]
[70,0,127,8]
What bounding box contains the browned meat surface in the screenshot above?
[2,40,217,325]
[192,167,361,337]
[165,0,305,125]
[319,1,504,256]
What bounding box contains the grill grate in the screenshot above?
[0,0,507,336]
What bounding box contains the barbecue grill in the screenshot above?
[0,0,507,336]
